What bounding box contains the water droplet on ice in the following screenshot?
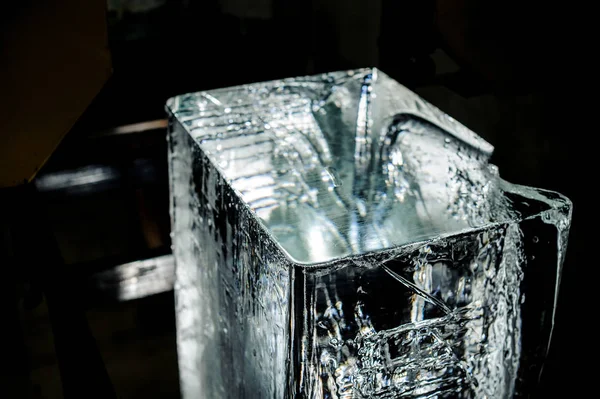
[325,167,343,187]
[356,200,367,217]
[390,149,403,166]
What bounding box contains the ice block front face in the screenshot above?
[167,68,571,398]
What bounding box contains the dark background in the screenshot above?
[2,0,591,397]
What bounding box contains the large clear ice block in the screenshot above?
[167,68,571,398]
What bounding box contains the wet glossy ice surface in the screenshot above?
[167,68,571,398]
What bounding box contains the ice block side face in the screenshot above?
[167,68,571,398]
[168,121,291,398]
[295,196,571,398]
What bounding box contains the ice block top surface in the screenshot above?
[167,68,568,265]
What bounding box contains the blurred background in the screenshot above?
[1,0,589,397]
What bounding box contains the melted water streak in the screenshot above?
[381,265,452,315]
